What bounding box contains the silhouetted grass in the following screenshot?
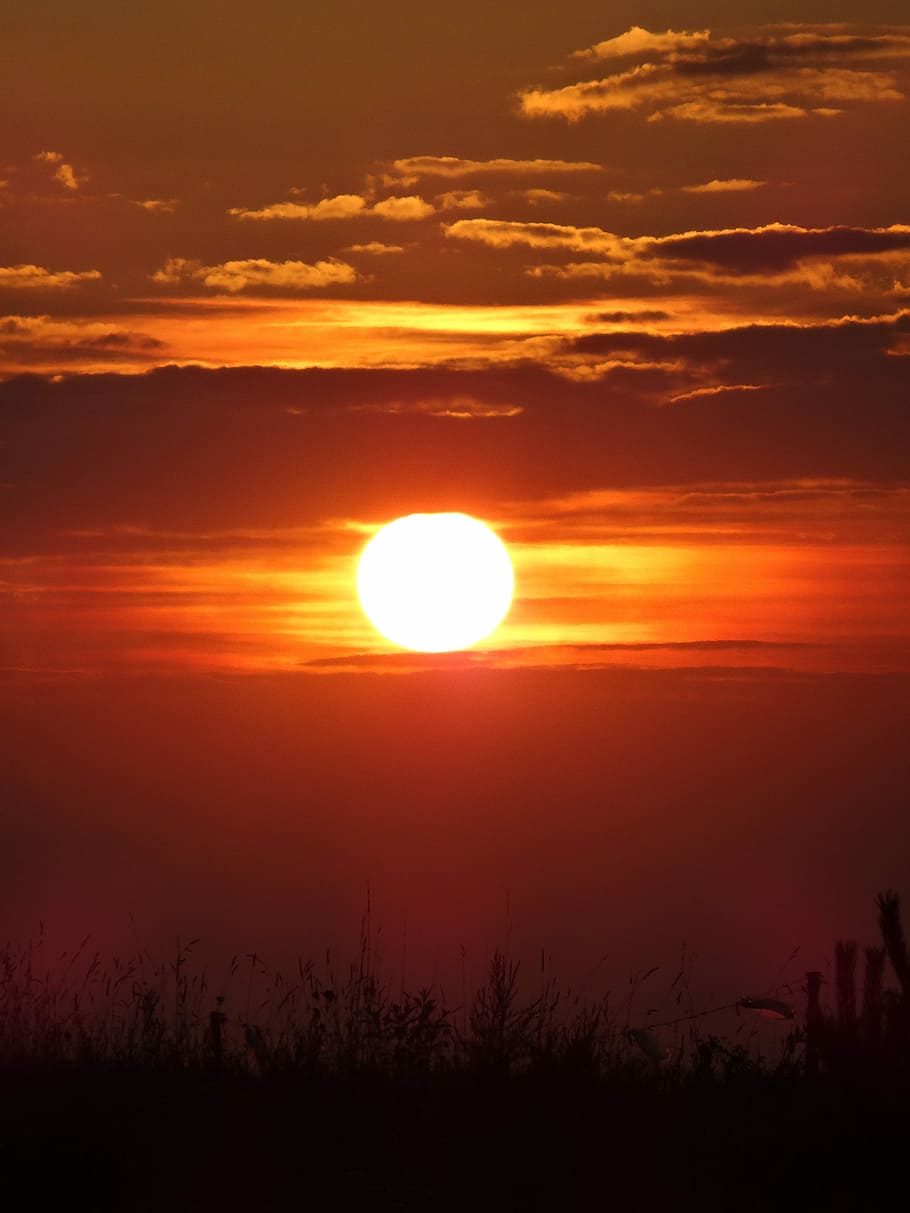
[0,932,788,1080]
[2,894,909,1211]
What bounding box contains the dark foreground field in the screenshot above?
[3,895,910,1211]
[3,1059,908,1211]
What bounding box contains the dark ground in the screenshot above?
[2,1062,906,1212]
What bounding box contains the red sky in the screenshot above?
[2,2,909,1017]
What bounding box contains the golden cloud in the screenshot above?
[0,314,165,375]
[520,188,570,205]
[573,25,711,61]
[653,101,812,123]
[435,189,491,210]
[444,218,625,256]
[34,150,85,190]
[607,188,663,202]
[520,25,908,122]
[151,256,359,293]
[386,156,603,186]
[448,219,910,294]
[353,396,523,418]
[229,193,433,222]
[681,178,767,193]
[130,198,180,213]
[229,194,368,221]
[371,194,435,220]
[345,242,405,255]
[0,265,102,289]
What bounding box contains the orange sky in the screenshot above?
[2,3,909,1004]
[3,481,908,674]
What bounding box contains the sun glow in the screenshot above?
[357,513,514,652]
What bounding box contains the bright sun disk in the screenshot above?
[357,513,514,652]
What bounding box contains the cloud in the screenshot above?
[371,194,435,220]
[607,188,663,202]
[651,222,910,272]
[54,163,80,190]
[3,363,908,585]
[562,308,910,394]
[34,150,85,190]
[0,298,619,377]
[386,156,603,186]
[654,101,813,124]
[520,25,909,122]
[229,193,434,222]
[151,256,359,293]
[229,194,368,221]
[681,178,767,193]
[504,479,910,560]
[668,381,776,403]
[0,265,102,289]
[0,314,165,373]
[590,310,671,323]
[524,262,624,281]
[445,218,623,256]
[573,26,711,62]
[447,218,910,293]
[130,198,179,213]
[353,395,523,418]
[345,242,405,255]
[435,189,491,210]
[520,188,570,205]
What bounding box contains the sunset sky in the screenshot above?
[2,3,909,1012]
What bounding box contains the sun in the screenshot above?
[357,513,514,652]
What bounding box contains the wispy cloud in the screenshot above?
[0,299,601,375]
[385,156,603,186]
[519,188,570,205]
[4,470,906,674]
[351,396,523,418]
[34,150,86,190]
[561,307,910,389]
[0,314,164,373]
[0,265,102,289]
[445,218,623,255]
[446,219,910,293]
[129,198,179,213]
[229,195,367,221]
[681,178,767,193]
[151,256,359,293]
[229,193,434,221]
[607,188,664,203]
[652,222,910,272]
[344,242,405,256]
[572,26,712,62]
[520,24,909,122]
[435,189,491,210]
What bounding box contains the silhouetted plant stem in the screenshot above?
[861,945,886,1050]
[835,940,859,1053]
[877,890,910,998]
[805,970,822,1078]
